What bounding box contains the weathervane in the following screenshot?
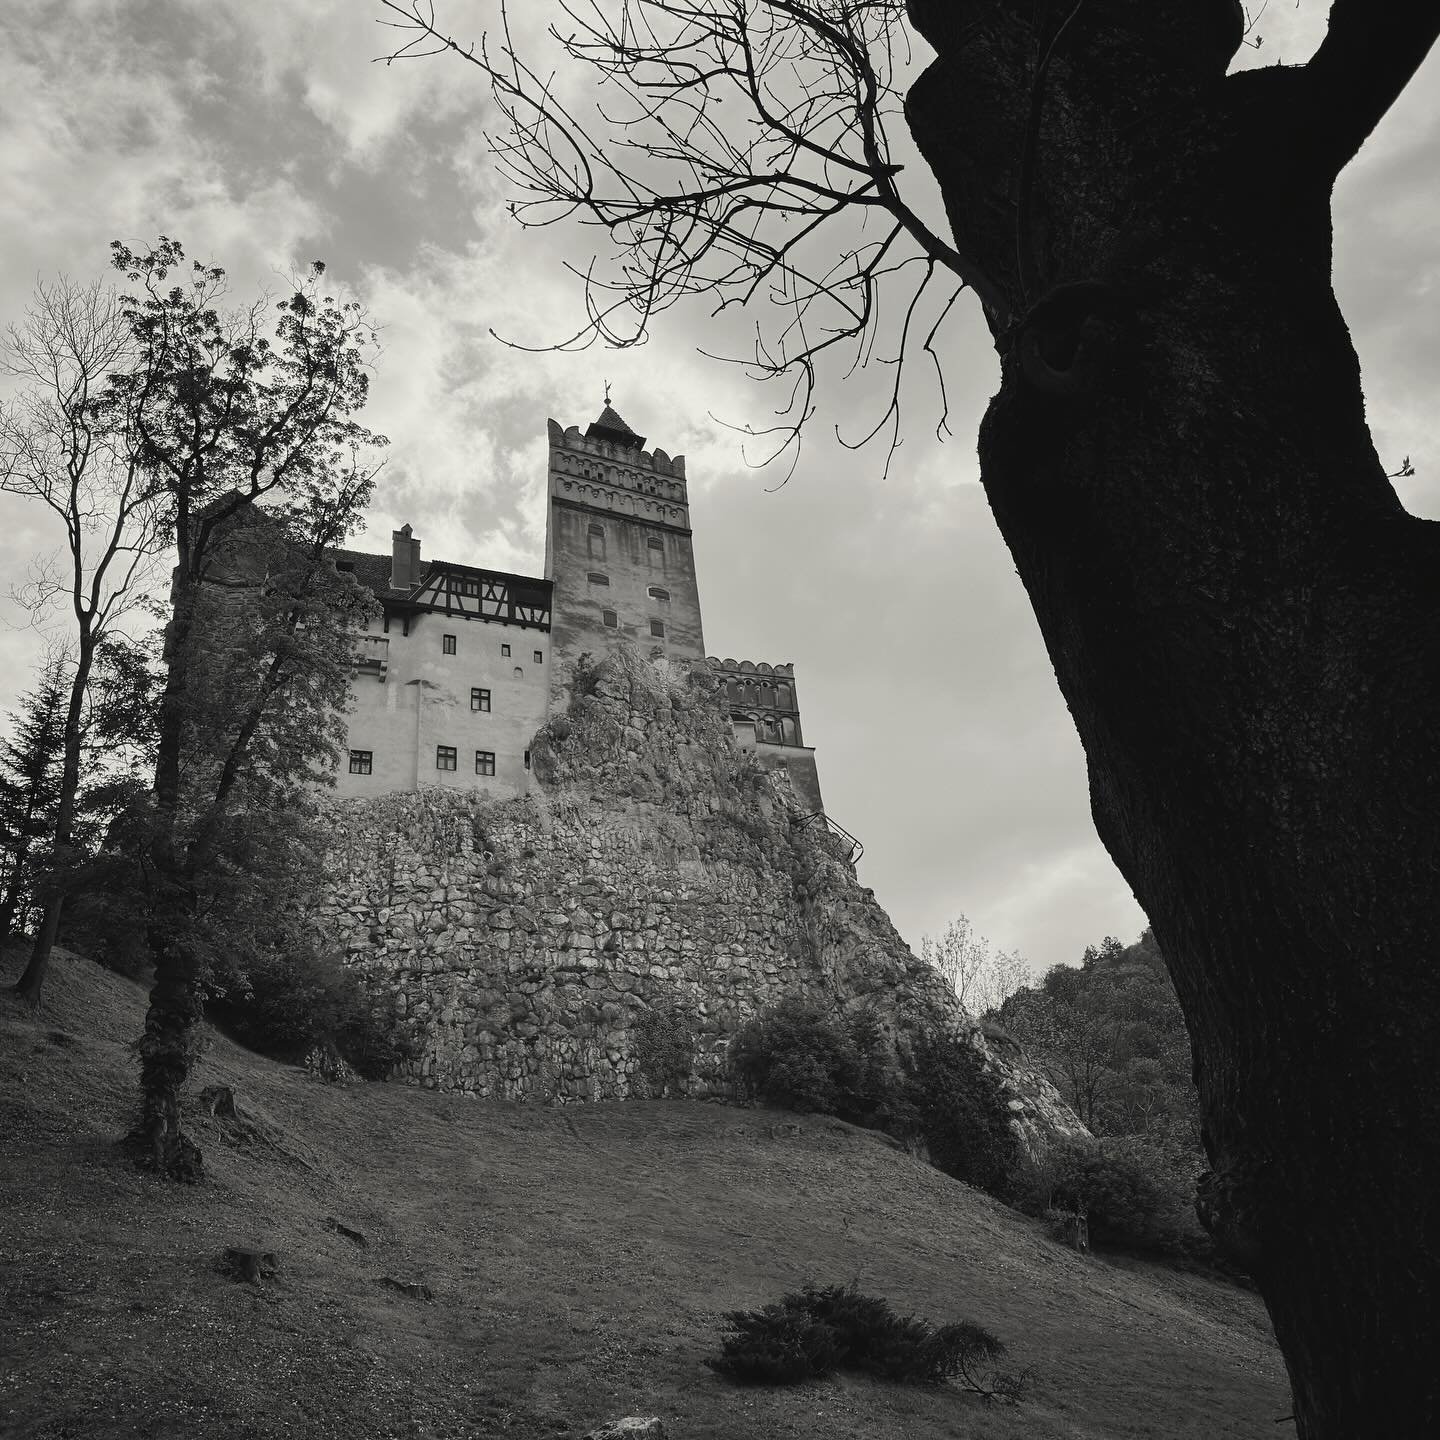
[604,379,611,405]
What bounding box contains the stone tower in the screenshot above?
[543,406,705,693]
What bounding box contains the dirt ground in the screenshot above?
[0,944,1290,1438]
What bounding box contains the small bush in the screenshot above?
[1035,1136,1190,1252]
[728,997,860,1115]
[207,947,416,1081]
[899,1031,1024,1200]
[708,1283,1024,1399]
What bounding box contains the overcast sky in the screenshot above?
[2,2,1437,976]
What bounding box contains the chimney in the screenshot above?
[391,524,421,590]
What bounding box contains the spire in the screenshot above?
[586,397,646,450]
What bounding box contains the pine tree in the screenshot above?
[0,655,68,940]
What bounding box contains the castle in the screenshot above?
[329,404,824,812]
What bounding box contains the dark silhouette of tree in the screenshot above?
[0,275,167,1002]
[101,239,384,1181]
[0,654,68,942]
[377,3,1440,1431]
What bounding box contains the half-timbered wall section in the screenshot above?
[332,529,554,800]
[708,657,823,813]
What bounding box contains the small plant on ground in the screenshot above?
[707,1282,1029,1401]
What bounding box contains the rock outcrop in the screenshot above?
[314,647,1085,1151]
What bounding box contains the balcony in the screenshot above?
[352,634,389,681]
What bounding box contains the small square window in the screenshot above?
[348,749,372,775]
[471,688,491,712]
[442,634,456,655]
[650,619,666,638]
[501,643,511,657]
[533,649,543,664]
[436,745,457,771]
[476,750,496,776]
[602,609,618,629]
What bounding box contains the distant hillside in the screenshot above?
[0,944,1288,1440]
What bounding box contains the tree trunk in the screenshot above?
[13,896,63,1005]
[906,3,1440,1434]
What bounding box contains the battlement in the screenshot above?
[708,657,794,679]
[546,417,690,534]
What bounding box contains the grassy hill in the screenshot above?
[0,944,1288,1439]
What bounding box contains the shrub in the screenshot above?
[1036,1135,1191,1252]
[708,1283,1024,1399]
[207,946,416,1080]
[728,996,861,1115]
[899,1031,1024,1200]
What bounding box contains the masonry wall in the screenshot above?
[315,646,1083,1153]
[336,609,550,798]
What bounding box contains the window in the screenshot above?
[436,745,457,771]
[587,571,610,586]
[602,609,618,629]
[533,649,543,664]
[646,535,664,569]
[501,642,511,657]
[647,586,670,603]
[442,634,456,655]
[524,749,532,771]
[470,688,491,712]
[348,750,372,775]
[587,522,606,561]
[513,666,523,678]
[335,561,355,573]
[650,619,666,638]
[475,750,496,776]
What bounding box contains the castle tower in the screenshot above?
[544,405,706,689]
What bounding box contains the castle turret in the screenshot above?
[544,404,706,687]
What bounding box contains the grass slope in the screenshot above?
[0,945,1288,1439]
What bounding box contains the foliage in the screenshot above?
[920,915,1029,1017]
[728,996,896,1125]
[632,998,697,1096]
[708,1283,1024,1399]
[0,655,68,937]
[998,932,1199,1149]
[1030,1136,1199,1256]
[899,1030,1023,1201]
[729,997,1022,1199]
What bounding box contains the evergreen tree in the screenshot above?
[0,655,68,940]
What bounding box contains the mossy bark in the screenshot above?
[906,2,1440,1433]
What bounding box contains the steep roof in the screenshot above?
[585,403,646,450]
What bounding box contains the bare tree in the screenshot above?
[378,3,1440,1432]
[0,276,166,1003]
[919,914,1028,1015]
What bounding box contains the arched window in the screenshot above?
[587,522,606,561]
[647,585,670,603]
[513,665,524,678]
[779,716,798,745]
[587,571,609,586]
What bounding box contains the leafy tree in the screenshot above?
[920,914,1028,1016]
[96,239,384,1180]
[1000,933,1199,1147]
[375,6,1440,1425]
[0,275,167,1000]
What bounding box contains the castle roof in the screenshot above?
[586,403,646,450]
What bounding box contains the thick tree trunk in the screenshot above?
[13,897,63,1005]
[906,3,1440,1434]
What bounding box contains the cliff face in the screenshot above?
[314,647,1085,1152]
